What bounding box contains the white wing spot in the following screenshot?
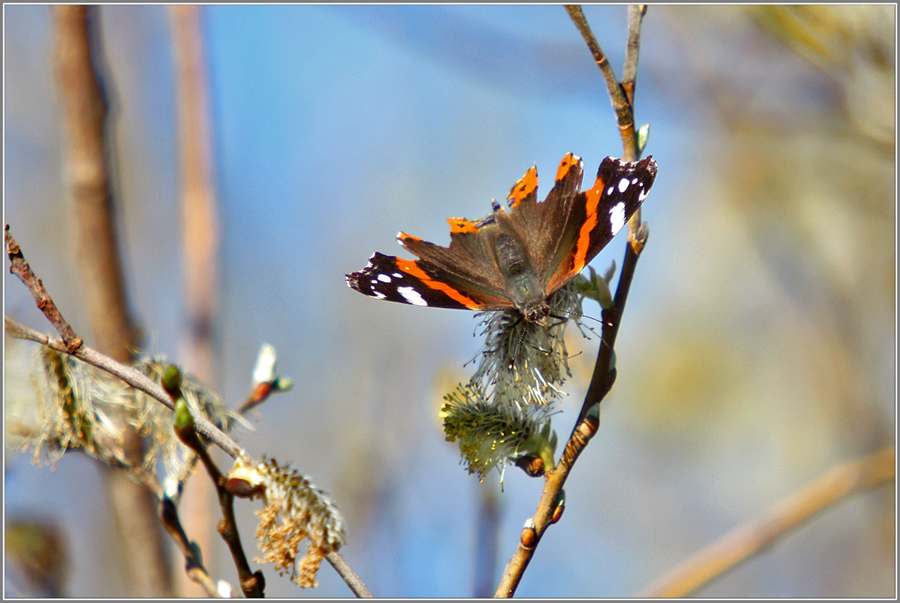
[631,177,639,185]
[606,185,615,195]
[609,202,626,235]
[618,177,631,193]
[392,272,403,279]
[638,187,649,201]
[377,274,392,283]
[398,286,428,306]
[373,291,387,300]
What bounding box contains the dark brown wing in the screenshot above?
[542,156,658,295]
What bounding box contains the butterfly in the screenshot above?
[347,153,658,325]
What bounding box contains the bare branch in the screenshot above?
[495,8,652,596]
[638,447,895,597]
[565,4,637,160]
[5,316,244,459]
[326,552,374,598]
[159,496,223,598]
[622,5,648,107]
[5,225,83,352]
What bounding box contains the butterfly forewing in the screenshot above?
[543,156,657,296]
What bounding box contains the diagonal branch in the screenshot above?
[495,6,652,596]
[5,225,83,352]
[638,447,895,597]
[6,224,244,458]
[565,4,637,160]
[494,230,648,597]
[5,315,243,460]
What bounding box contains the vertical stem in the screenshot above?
[170,5,220,382]
[472,483,501,597]
[52,5,172,596]
[169,5,221,596]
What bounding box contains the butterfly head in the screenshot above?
[521,298,551,325]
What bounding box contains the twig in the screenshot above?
[495,7,651,596]
[9,227,370,596]
[6,224,245,458]
[5,315,244,459]
[565,4,637,160]
[579,231,645,423]
[326,552,374,598]
[5,225,83,352]
[637,447,895,597]
[174,417,264,598]
[170,6,221,595]
[166,371,261,598]
[494,235,645,597]
[159,496,223,597]
[621,5,647,109]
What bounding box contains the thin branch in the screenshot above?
[638,447,896,597]
[494,234,646,597]
[621,5,647,108]
[579,230,645,424]
[159,496,224,598]
[170,6,221,596]
[6,224,246,457]
[326,552,374,598]
[495,8,652,596]
[565,4,637,160]
[175,416,264,598]
[5,315,243,459]
[5,225,83,352]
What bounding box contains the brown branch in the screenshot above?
[496,237,647,596]
[9,229,371,596]
[6,314,244,460]
[5,225,83,352]
[159,496,223,598]
[638,447,896,597]
[174,413,263,598]
[326,552,374,598]
[169,6,221,595]
[565,4,637,160]
[621,5,647,109]
[495,8,652,596]
[52,6,170,596]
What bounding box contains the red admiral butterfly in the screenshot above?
[347,153,658,325]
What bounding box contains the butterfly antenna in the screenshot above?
[561,308,603,325]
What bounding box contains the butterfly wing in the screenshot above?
[541,156,658,295]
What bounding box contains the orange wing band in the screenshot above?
[394,258,482,309]
[573,183,602,274]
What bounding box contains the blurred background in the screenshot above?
[4,4,894,598]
